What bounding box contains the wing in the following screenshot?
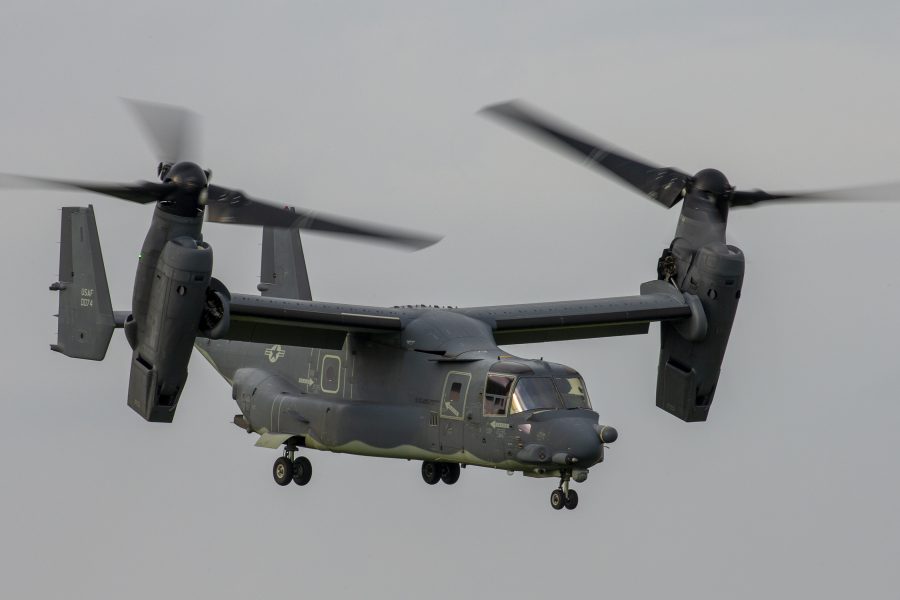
[457,281,698,345]
[221,293,413,349]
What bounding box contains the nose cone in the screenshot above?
[552,417,603,465]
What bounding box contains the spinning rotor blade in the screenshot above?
[0,173,171,203]
[481,100,690,208]
[483,100,900,214]
[122,98,200,164]
[731,182,900,207]
[4,99,440,251]
[205,185,441,250]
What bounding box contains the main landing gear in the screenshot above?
[421,461,461,485]
[273,446,312,487]
[550,471,579,511]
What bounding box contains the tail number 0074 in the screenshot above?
[80,288,95,307]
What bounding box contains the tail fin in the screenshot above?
[50,205,116,360]
[257,226,312,300]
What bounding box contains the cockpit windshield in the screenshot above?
[554,377,591,409]
[509,377,563,414]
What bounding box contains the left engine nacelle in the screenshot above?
[127,236,213,422]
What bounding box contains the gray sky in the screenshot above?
[2,2,899,598]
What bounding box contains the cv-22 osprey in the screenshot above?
[12,100,878,510]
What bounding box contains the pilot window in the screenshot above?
[484,374,514,416]
[509,377,563,414]
[554,377,591,409]
[449,382,461,403]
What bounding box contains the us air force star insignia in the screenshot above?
[264,344,285,363]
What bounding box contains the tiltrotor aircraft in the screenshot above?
[7,100,888,510]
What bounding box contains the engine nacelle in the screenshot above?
[126,236,213,422]
[656,240,745,422]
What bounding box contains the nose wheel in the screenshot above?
[273,456,293,486]
[292,456,312,486]
[272,446,313,487]
[550,472,579,510]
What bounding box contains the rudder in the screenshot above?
[257,226,312,300]
[50,205,115,360]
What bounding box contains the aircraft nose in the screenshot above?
[560,419,603,465]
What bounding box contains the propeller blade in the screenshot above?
[0,173,171,204]
[204,185,441,250]
[122,98,200,165]
[731,182,900,208]
[481,100,690,208]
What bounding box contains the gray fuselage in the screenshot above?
[197,309,608,477]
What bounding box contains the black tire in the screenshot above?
[273,456,293,486]
[292,456,312,486]
[440,463,461,485]
[421,461,440,485]
[550,488,566,510]
[564,489,579,510]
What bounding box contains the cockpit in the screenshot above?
[483,365,591,417]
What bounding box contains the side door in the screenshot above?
[439,371,471,454]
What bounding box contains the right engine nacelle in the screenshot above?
[127,236,213,423]
[656,241,745,422]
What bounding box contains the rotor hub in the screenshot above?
[691,168,732,197]
[157,161,209,217]
[163,161,209,189]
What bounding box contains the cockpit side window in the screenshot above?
[554,377,591,409]
[509,377,563,414]
[484,374,514,416]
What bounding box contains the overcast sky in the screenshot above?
[2,2,899,598]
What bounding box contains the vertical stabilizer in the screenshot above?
[50,205,116,360]
[257,226,312,300]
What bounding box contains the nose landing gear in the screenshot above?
[272,445,313,487]
[550,471,579,510]
[273,456,293,486]
[292,456,312,486]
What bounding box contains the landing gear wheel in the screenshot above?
[564,489,579,510]
[440,463,461,485]
[292,456,312,486]
[550,489,566,510]
[273,456,293,486]
[421,461,440,485]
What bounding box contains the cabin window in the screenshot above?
[321,355,341,394]
[441,371,471,420]
[484,374,514,416]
